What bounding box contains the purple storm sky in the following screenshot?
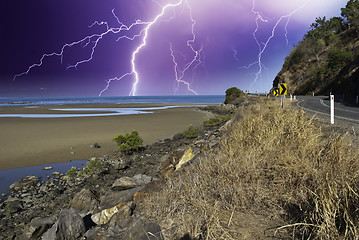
[0,0,348,97]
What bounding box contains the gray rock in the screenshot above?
[68,188,99,212]
[112,174,151,191]
[159,154,170,163]
[19,216,57,239]
[42,209,86,240]
[114,159,131,170]
[122,218,163,240]
[31,215,57,228]
[100,187,142,210]
[4,198,22,214]
[10,176,39,193]
[132,174,152,185]
[85,226,107,240]
[112,177,138,190]
[90,143,101,149]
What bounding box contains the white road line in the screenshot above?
[319,97,359,114]
[320,99,329,108]
[296,99,359,124]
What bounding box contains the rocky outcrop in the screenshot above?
[0,107,227,240]
[9,176,39,193]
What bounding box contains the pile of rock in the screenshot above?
[0,110,226,239]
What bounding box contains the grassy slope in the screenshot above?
[142,98,359,239]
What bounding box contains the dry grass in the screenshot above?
[141,99,359,239]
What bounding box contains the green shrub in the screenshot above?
[224,87,244,104]
[202,115,232,128]
[328,50,353,70]
[113,130,143,153]
[78,158,105,176]
[65,167,78,179]
[182,125,199,139]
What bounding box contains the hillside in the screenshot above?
[274,0,359,104]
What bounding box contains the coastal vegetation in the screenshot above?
[202,114,232,128]
[64,158,105,179]
[224,87,245,105]
[274,0,359,103]
[181,125,200,139]
[142,98,359,239]
[113,130,143,153]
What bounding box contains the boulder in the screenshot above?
[133,179,165,204]
[159,150,184,179]
[99,187,142,210]
[19,216,57,239]
[42,209,86,240]
[68,188,99,212]
[111,177,138,190]
[132,174,152,185]
[91,202,134,226]
[10,176,39,193]
[85,226,107,240]
[175,147,196,170]
[122,218,163,240]
[112,174,152,190]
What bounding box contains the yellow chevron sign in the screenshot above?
[279,83,287,95]
[273,88,279,96]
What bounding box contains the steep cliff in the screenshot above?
[274,0,359,103]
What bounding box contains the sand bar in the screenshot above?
[0,103,213,170]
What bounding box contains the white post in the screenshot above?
[330,95,334,124]
[294,96,296,100]
[290,94,293,101]
[281,96,284,109]
[356,95,358,104]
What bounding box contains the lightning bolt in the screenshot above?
[168,0,205,95]
[169,43,198,95]
[14,10,149,79]
[235,0,309,91]
[14,0,200,96]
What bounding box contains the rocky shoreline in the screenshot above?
[0,106,232,240]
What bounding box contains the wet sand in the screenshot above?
[0,104,213,170]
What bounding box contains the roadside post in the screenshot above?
[279,83,287,109]
[356,95,358,104]
[290,94,293,101]
[330,95,334,124]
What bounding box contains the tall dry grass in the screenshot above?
[142,100,359,239]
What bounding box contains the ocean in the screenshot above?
[0,95,225,106]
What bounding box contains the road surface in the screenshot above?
[295,96,359,124]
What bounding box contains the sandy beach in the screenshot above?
[0,104,213,170]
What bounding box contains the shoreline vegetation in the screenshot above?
[1,92,359,239]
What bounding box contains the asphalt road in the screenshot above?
[295,96,359,124]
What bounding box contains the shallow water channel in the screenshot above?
[0,160,87,200]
